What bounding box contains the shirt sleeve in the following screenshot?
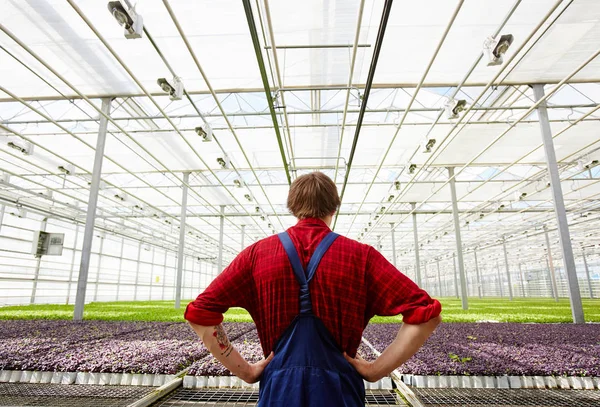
[365,246,441,324]
[184,245,256,326]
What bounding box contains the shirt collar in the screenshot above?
[296,217,331,230]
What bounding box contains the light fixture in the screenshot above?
[244,194,252,202]
[195,124,213,142]
[255,206,260,213]
[233,179,242,188]
[581,159,599,170]
[388,195,395,202]
[107,1,143,39]
[408,164,417,174]
[394,181,401,190]
[422,138,436,153]
[379,206,386,214]
[7,141,33,155]
[57,165,74,175]
[260,215,265,221]
[445,99,467,120]
[14,207,27,218]
[216,154,230,169]
[157,77,183,100]
[114,193,127,202]
[484,34,514,66]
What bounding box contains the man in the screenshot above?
[185,172,441,406]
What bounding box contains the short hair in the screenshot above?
[287,172,341,219]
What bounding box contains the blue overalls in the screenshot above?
[257,231,366,407]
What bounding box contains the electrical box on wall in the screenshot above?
[32,231,65,258]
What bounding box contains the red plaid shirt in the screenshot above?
[185,218,441,357]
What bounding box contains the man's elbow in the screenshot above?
[430,314,442,326]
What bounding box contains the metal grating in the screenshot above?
[413,388,600,407]
[0,383,153,407]
[151,388,405,406]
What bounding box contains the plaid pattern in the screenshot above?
[185,218,441,357]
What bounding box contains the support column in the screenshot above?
[582,249,594,299]
[161,250,167,301]
[448,167,468,309]
[217,205,225,274]
[496,260,504,297]
[474,248,482,299]
[545,257,555,298]
[0,204,5,233]
[436,259,442,297]
[423,263,428,292]
[150,247,155,301]
[452,253,459,299]
[74,98,111,321]
[182,256,187,300]
[241,224,245,252]
[391,223,397,267]
[115,237,125,300]
[133,242,142,301]
[502,238,514,300]
[92,236,105,302]
[174,172,190,309]
[544,226,559,302]
[66,225,80,304]
[532,84,584,323]
[411,203,422,287]
[518,263,526,297]
[31,217,48,304]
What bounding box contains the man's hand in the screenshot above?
[343,352,381,382]
[239,352,274,384]
[188,322,275,383]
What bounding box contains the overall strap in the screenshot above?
[278,231,339,314]
[306,232,339,283]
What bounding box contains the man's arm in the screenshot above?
[344,315,441,382]
[188,322,273,384]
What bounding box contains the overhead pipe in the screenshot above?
[2,103,597,125]
[333,0,394,230]
[242,0,291,185]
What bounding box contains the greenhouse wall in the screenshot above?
[0,206,216,306]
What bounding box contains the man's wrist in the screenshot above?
[369,359,386,382]
[235,360,252,381]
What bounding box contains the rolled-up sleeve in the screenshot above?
[184,246,256,326]
[365,247,441,324]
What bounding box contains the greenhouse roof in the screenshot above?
[1,0,599,268]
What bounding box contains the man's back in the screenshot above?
[185,217,440,357]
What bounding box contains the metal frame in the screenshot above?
[0,0,599,309]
